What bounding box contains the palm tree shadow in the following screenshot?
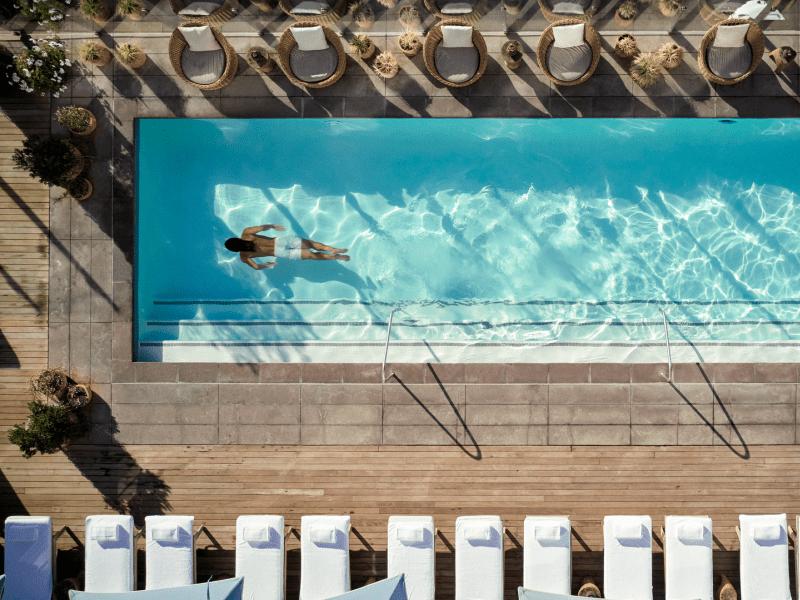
[390,365,481,460]
[669,363,750,460]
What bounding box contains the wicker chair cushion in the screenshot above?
[551,1,586,13]
[546,0,590,10]
[290,45,338,82]
[293,25,328,51]
[181,48,226,84]
[434,45,479,83]
[291,0,330,14]
[178,0,222,15]
[706,43,751,78]
[713,22,749,46]
[546,43,591,81]
[179,25,222,51]
[440,0,475,14]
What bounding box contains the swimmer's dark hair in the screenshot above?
[224,238,255,253]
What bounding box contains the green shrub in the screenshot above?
[15,0,66,30]
[8,400,87,459]
[12,135,80,187]
[8,37,70,95]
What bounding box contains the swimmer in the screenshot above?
[224,224,350,270]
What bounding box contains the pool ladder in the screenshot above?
[659,308,673,383]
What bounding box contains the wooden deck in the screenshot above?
[2,443,799,600]
[0,96,50,430]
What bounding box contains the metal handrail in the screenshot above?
[382,310,395,382]
[659,308,673,383]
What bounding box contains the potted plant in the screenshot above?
[116,0,145,19]
[615,0,636,26]
[15,0,66,30]
[12,136,82,187]
[68,176,93,200]
[373,51,399,78]
[398,3,421,29]
[65,382,93,409]
[117,42,147,68]
[630,52,662,87]
[6,37,70,96]
[614,33,637,58]
[27,367,68,403]
[7,400,88,459]
[348,0,375,27]
[398,31,421,57]
[350,33,376,59]
[500,39,523,69]
[56,105,97,136]
[80,40,112,67]
[656,41,683,68]
[80,0,111,22]
[658,0,683,16]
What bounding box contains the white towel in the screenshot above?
[85,515,135,593]
[299,515,351,600]
[455,516,503,600]
[4,516,54,600]
[145,515,195,590]
[388,517,435,600]
[523,517,571,596]
[604,516,652,600]
[236,516,285,600]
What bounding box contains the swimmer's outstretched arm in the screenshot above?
[242,224,286,235]
[243,257,277,270]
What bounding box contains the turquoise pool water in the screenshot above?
[136,119,800,362]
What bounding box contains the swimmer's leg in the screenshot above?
[301,250,350,262]
[301,238,347,255]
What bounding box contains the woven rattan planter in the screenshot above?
[169,22,239,90]
[697,18,764,84]
[68,177,93,201]
[68,108,97,136]
[614,33,637,58]
[278,22,346,88]
[537,19,601,86]
[422,19,488,87]
[119,44,147,69]
[399,35,422,57]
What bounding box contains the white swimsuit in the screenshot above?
[273,235,303,260]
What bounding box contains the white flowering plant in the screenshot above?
[15,0,66,30]
[7,37,70,96]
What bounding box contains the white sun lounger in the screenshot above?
[387,516,436,600]
[85,515,141,593]
[455,516,504,600]
[145,515,202,590]
[299,515,351,600]
[603,515,653,600]
[4,516,63,600]
[523,516,571,596]
[737,514,792,600]
[662,516,713,600]
[236,516,290,600]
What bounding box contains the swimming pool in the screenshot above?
[136,119,800,363]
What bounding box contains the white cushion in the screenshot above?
[242,525,272,543]
[292,25,328,52]
[464,522,492,541]
[91,525,119,542]
[151,524,179,542]
[310,524,337,544]
[552,23,585,48]
[676,521,704,542]
[178,25,222,52]
[441,25,474,48]
[614,519,643,540]
[533,524,561,541]
[713,23,750,47]
[552,1,585,12]
[752,523,781,541]
[178,1,222,15]
[7,525,38,542]
[396,525,424,544]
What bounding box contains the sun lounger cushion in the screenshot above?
[706,43,751,79]
[665,516,712,600]
[440,0,475,14]
[145,516,195,590]
[236,516,285,600]
[546,44,591,82]
[388,517,435,600]
[455,516,503,600]
[604,516,652,600]
[178,0,222,16]
[291,0,330,13]
[739,514,791,600]
[524,517,571,596]
[290,46,338,83]
[4,516,53,600]
[85,516,135,593]
[434,46,479,84]
[300,516,351,600]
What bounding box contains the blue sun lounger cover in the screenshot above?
[328,575,407,600]
[518,586,586,600]
[69,577,244,600]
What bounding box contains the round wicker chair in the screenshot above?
[698,18,764,84]
[537,0,601,23]
[423,0,488,25]
[277,22,347,88]
[168,0,238,25]
[279,0,348,24]
[169,22,239,90]
[422,19,488,87]
[537,18,601,86]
